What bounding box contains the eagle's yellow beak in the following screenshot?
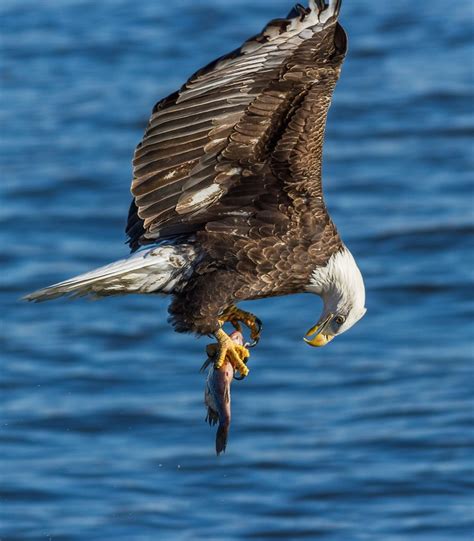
[303,316,335,347]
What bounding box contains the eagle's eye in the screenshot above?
[334,315,345,326]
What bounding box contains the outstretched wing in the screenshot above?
[127,0,347,251]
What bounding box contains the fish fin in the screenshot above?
[206,408,218,426]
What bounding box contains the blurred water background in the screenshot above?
[1,1,473,539]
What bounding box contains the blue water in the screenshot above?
[1,1,473,539]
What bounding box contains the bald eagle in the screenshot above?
[26,0,366,377]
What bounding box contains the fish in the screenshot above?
[202,330,244,455]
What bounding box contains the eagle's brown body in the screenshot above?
[168,204,341,335]
[126,2,347,335]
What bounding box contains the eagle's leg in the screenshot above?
[222,305,263,347]
[207,328,250,378]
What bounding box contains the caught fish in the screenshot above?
[202,331,244,455]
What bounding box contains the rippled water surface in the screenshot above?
[1,1,473,539]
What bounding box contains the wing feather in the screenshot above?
[272,21,347,198]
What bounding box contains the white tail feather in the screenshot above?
[24,244,197,302]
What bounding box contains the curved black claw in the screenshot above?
[247,317,263,348]
[233,356,250,380]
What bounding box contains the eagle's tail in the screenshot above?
[24,243,196,302]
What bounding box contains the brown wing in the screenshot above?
[126,0,347,251]
[271,16,347,200]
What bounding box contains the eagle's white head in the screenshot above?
[305,246,366,346]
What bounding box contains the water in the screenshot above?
[1,1,473,539]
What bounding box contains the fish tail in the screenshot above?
[216,424,229,455]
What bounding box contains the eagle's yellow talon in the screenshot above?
[222,306,263,346]
[211,329,250,376]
